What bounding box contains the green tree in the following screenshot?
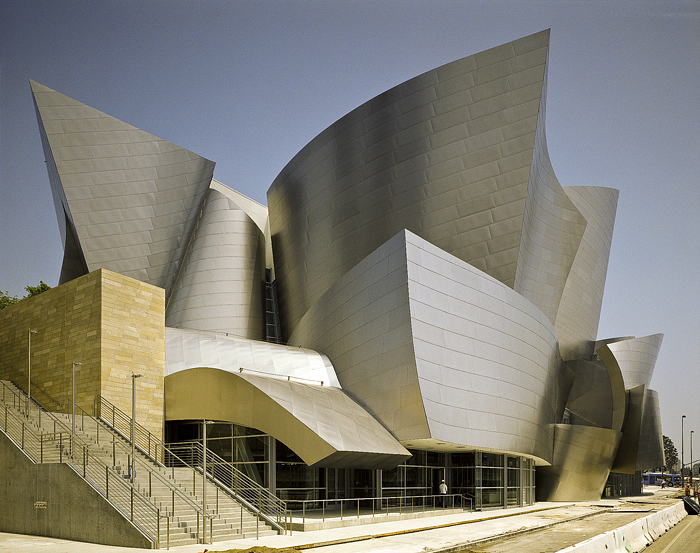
[664,435,678,471]
[0,281,51,309]
[24,281,51,297]
[0,290,20,309]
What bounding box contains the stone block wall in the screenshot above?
[0,269,165,439]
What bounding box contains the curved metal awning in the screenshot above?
[165,368,410,470]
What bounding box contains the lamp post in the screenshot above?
[131,373,142,484]
[682,415,686,483]
[202,420,213,544]
[691,431,695,485]
[28,329,36,417]
[72,362,82,437]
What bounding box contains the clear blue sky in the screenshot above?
[1,0,698,462]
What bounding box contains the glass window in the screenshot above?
[482,453,504,467]
[481,488,503,508]
[482,467,503,487]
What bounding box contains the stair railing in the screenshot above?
[59,393,208,525]
[4,365,61,412]
[98,395,288,533]
[1,380,208,547]
[168,440,288,531]
[0,381,161,547]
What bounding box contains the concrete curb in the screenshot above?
[295,505,587,551]
[555,501,686,553]
[429,508,613,553]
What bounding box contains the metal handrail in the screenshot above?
[0,382,160,547]
[59,393,206,521]
[167,440,288,531]
[296,493,470,525]
[97,395,287,533]
[0,380,210,547]
[5,365,61,411]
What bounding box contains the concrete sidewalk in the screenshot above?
[0,487,682,553]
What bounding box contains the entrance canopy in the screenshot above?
[165,368,410,470]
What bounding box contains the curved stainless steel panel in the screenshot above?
[165,368,410,469]
[637,388,664,471]
[556,187,619,360]
[611,384,646,474]
[290,230,566,463]
[166,189,266,340]
[536,424,622,501]
[268,31,552,338]
[512,74,587,325]
[565,359,614,429]
[31,81,215,297]
[165,327,340,387]
[605,334,664,389]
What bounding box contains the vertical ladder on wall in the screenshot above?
[264,269,282,344]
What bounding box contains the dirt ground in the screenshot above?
[207,547,303,553]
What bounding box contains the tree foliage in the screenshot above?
[0,281,51,309]
[664,435,678,471]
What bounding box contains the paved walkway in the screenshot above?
[0,487,683,553]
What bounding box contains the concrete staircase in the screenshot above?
[0,380,278,547]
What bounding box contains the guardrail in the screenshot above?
[58,393,207,531]
[167,440,289,532]
[97,395,287,534]
[0,381,162,547]
[296,493,472,525]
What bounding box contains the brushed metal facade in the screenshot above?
[165,327,340,387]
[536,424,622,501]
[511,79,587,326]
[268,30,554,339]
[564,358,625,431]
[165,368,410,469]
[605,333,664,389]
[637,389,664,471]
[30,30,668,501]
[289,230,567,464]
[32,81,215,297]
[555,187,619,361]
[165,188,266,340]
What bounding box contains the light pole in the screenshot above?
[691,431,695,485]
[202,420,213,544]
[28,329,36,417]
[131,373,142,484]
[72,362,82,437]
[682,415,686,483]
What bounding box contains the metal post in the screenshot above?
[131,373,142,483]
[72,362,81,438]
[28,329,36,418]
[683,415,686,484]
[692,430,695,485]
[202,420,213,544]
